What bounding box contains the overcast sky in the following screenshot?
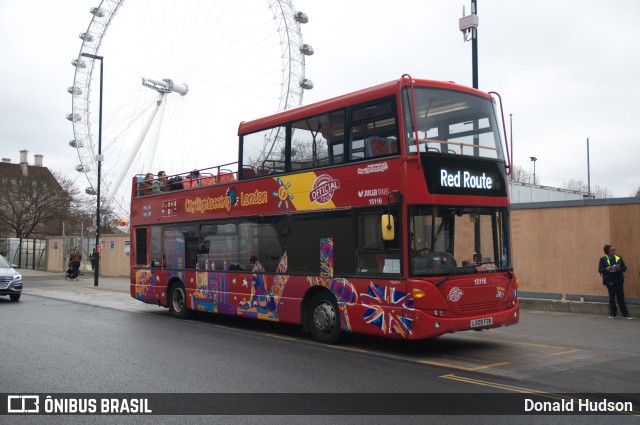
[0,0,638,198]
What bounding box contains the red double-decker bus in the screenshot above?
[129,75,518,343]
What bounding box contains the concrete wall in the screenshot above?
[510,182,585,203]
[512,198,640,302]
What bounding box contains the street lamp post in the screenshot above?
[530,156,537,186]
[509,114,513,180]
[586,138,591,198]
[81,52,103,287]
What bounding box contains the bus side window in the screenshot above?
[291,110,345,171]
[349,99,398,161]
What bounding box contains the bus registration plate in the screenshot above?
[471,317,493,328]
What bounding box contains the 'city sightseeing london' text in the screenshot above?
[441,169,493,190]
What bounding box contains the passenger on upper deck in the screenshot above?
[138,172,154,196]
[189,169,201,188]
[153,170,168,193]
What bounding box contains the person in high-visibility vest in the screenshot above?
[598,244,632,319]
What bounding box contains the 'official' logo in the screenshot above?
[309,174,340,204]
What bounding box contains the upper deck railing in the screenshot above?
[133,161,239,198]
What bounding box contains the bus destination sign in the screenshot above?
[422,155,507,197]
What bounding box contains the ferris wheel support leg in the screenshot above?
[104,93,166,206]
[144,99,167,174]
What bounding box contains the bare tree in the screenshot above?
[562,179,613,199]
[510,165,536,184]
[563,179,587,192]
[0,169,88,239]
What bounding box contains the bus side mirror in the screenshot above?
[381,214,395,241]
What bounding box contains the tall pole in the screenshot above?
[460,0,481,254]
[81,53,103,287]
[587,138,591,198]
[530,156,537,185]
[472,0,478,89]
[509,113,513,180]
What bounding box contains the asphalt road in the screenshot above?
[0,271,638,424]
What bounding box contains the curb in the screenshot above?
[520,298,640,317]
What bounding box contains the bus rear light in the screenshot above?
[435,322,440,329]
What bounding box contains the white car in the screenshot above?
[0,255,22,301]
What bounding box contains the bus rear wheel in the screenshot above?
[169,282,190,319]
[309,292,341,344]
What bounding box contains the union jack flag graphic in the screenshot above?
[361,282,414,338]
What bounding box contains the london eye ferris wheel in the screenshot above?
[68,0,314,218]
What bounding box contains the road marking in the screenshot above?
[418,359,510,371]
[441,374,547,394]
[467,361,511,371]
[508,340,568,350]
[262,332,297,341]
[418,359,465,369]
[329,345,370,354]
[548,349,580,356]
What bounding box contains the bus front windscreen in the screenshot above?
[409,206,511,276]
[403,87,504,160]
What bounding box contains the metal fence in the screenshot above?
[0,238,47,270]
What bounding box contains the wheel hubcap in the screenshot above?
[314,301,336,333]
[173,288,185,312]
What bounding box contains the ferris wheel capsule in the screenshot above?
[294,11,308,24]
[300,44,314,56]
[300,78,314,90]
[79,32,94,42]
[90,7,105,18]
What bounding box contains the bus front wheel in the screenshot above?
[169,282,189,319]
[309,292,341,344]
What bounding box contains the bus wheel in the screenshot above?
[309,292,340,344]
[169,282,189,319]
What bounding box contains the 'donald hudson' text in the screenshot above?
[524,398,633,413]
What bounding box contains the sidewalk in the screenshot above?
[18,268,159,313]
[17,268,640,317]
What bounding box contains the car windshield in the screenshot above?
[0,256,11,268]
[409,206,511,276]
